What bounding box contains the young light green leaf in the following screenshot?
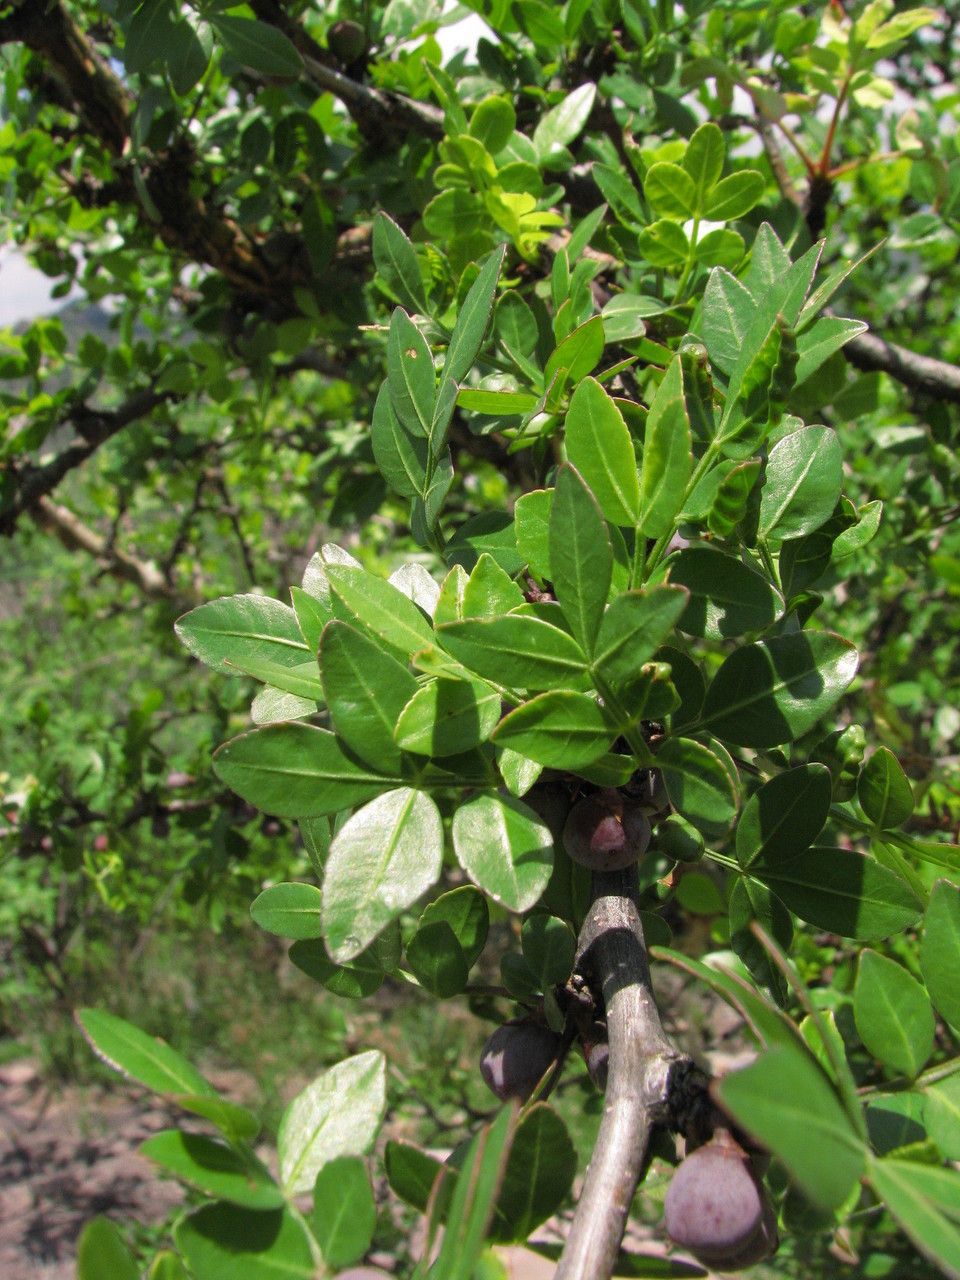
[542,316,605,396]
[278,1050,386,1196]
[250,882,322,940]
[700,631,859,747]
[639,355,692,536]
[452,792,553,911]
[645,162,698,218]
[704,169,766,221]
[858,747,914,830]
[514,488,554,579]
[462,552,525,618]
[311,1155,377,1268]
[855,950,935,1077]
[682,122,725,212]
[322,787,443,963]
[921,880,960,1031]
[564,377,640,526]
[735,764,833,867]
[532,82,596,166]
[550,464,613,656]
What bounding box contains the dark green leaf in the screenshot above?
[543,316,605,395]
[656,735,738,838]
[592,588,688,698]
[141,1131,282,1209]
[855,950,935,1078]
[407,920,470,997]
[77,1008,215,1098]
[735,764,833,868]
[869,1159,960,1280]
[371,382,429,498]
[373,212,427,313]
[521,913,576,987]
[213,15,303,76]
[639,355,692,536]
[387,307,435,441]
[564,378,640,526]
[858,747,915,830]
[438,614,588,690]
[492,690,616,770]
[490,1104,577,1242]
[550,464,612,656]
[440,246,505,387]
[288,935,389,999]
[175,1205,314,1279]
[420,885,489,967]
[669,546,781,638]
[921,881,960,1030]
[395,676,501,756]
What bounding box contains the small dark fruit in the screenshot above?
[479,1019,562,1102]
[562,790,651,871]
[327,18,367,64]
[664,1129,778,1270]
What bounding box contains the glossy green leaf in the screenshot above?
[175,1204,314,1279]
[250,882,322,940]
[718,1044,866,1209]
[859,747,914,829]
[250,684,317,725]
[728,878,793,1000]
[322,788,443,963]
[639,355,692,536]
[387,307,435,441]
[289,935,390,999]
[462,552,524,617]
[923,1074,960,1160]
[754,846,923,940]
[395,676,500,757]
[141,1131,282,1209]
[492,690,616,770]
[758,426,843,543]
[550,464,612,656]
[735,764,833,868]
[682,122,725,211]
[670,546,781,638]
[212,15,303,76]
[407,920,470,997]
[77,1218,138,1280]
[543,316,605,394]
[420,885,489,966]
[371,381,429,498]
[77,1008,215,1098]
[433,1105,515,1280]
[326,563,434,660]
[438,614,588,689]
[490,1104,577,1242]
[699,267,755,376]
[921,881,960,1030]
[452,792,553,911]
[869,1159,960,1280]
[457,387,539,414]
[592,587,688,698]
[521,912,576,987]
[564,377,640,526]
[700,631,859,747]
[222,654,321,700]
[290,585,331,654]
[532,82,596,166]
[637,218,690,267]
[656,735,738,838]
[704,169,766,220]
[214,723,396,818]
[278,1050,386,1195]
[469,95,516,153]
[373,212,427,313]
[514,488,553,579]
[855,950,935,1078]
[311,1155,377,1267]
[794,316,867,384]
[176,595,308,674]
[440,246,505,387]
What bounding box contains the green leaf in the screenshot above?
[718,1044,866,1209]
[854,950,935,1078]
[469,95,516,154]
[311,1156,377,1267]
[433,1106,515,1280]
[289,934,391,999]
[176,1205,314,1279]
[550,464,612,656]
[564,378,640,526]
[490,1104,577,1242]
[387,307,435,441]
[278,1050,386,1196]
[214,723,396,818]
[327,563,434,660]
[600,292,662,342]
[543,316,605,396]
[754,846,922,940]
[869,1158,960,1280]
[794,316,867,384]
[704,170,766,220]
[141,1131,282,1209]
[669,546,781,638]
[728,878,793,1000]
[77,1008,215,1097]
[250,882,322,940]
[656,735,738,838]
[322,788,443,963]
[252,686,314,724]
[147,1251,190,1280]
[175,595,309,674]
[438,614,588,690]
[493,691,616,770]
[921,881,960,1031]
[682,122,725,213]
[212,15,303,76]
[699,267,755,376]
[174,1094,261,1145]
[923,1074,960,1160]
[858,747,914,830]
[532,83,596,166]
[636,219,690,267]
[77,1218,138,1280]
[758,426,843,543]
[371,382,429,498]
[645,162,698,218]
[515,488,554,579]
[395,676,501,756]
[407,920,470,997]
[695,227,745,269]
[462,552,525,617]
[457,387,539,414]
[592,587,688,699]
[223,655,322,700]
[639,355,692,537]
[373,212,427,313]
[735,764,833,867]
[521,913,576,987]
[441,246,506,388]
[452,792,553,912]
[421,885,490,966]
[700,631,859,747]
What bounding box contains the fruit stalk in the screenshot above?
[555,867,689,1280]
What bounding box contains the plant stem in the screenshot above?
[555,867,688,1280]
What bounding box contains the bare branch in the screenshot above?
[842,328,960,407]
[556,868,691,1280]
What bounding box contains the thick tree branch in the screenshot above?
[842,329,960,406]
[556,868,691,1280]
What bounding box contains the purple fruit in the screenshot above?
[664,1130,778,1270]
[479,1019,562,1102]
[562,792,651,871]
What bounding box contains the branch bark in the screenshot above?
[841,328,960,406]
[556,868,690,1280]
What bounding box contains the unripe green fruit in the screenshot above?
[655,814,704,863]
[562,792,651,871]
[664,1130,778,1270]
[328,19,367,64]
[479,1019,561,1102]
